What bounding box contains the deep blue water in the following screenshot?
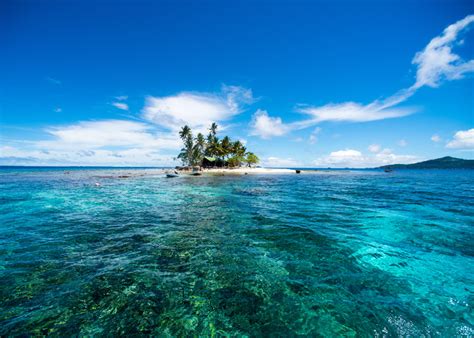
[0,168,473,336]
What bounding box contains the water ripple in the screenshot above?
[0,168,473,335]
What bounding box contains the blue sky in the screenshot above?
[0,0,473,167]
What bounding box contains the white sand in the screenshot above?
[202,167,295,175]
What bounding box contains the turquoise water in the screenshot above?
[0,168,473,336]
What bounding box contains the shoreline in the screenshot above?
[173,167,348,175]
[200,167,296,175]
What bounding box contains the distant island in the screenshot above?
[379,156,474,169]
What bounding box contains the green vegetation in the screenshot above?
[177,123,260,168]
[379,156,474,169]
[245,152,259,167]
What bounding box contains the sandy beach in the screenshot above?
[201,167,296,175]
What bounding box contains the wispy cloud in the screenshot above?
[46,77,61,85]
[368,144,381,153]
[112,102,129,111]
[398,139,408,147]
[295,101,414,127]
[446,128,474,149]
[303,15,474,127]
[143,85,254,132]
[431,134,442,142]
[249,95,416,140]
[250,15,474,139]
[412,15,474,89]
[309,127,321,144]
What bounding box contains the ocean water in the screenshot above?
[0,167,473,336]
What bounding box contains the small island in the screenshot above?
[172,124,295,175]
[176,123,259,169]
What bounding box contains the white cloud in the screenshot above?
[412,15,474,89]
[115,95,128,101]
[143,85,254,131]
[263,156,300,167]
[446,128,474,149]
[313,148,418,168]
[295,100,414,126]
[368,144,381,153]
[223,85,255,112]
[309,127,321,144]
[398,139,408,147]
[0,145,176,166]
[247,86,416,139]
[250,109,290,139]
[0,120,183,166]
[431,134,442,142]
[327,149,363,162]
[372,149,418,166]
[249,15,474,137]
[313,149,366,168]
[112,102,129,111]
[40,120,158,149]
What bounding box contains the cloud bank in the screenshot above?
[0,120,181,166]
[313,148,419,168]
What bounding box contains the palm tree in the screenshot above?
[195,133,206,151]
[209,122,218,136]
[227,140,246,167]
[179,125,191,141]
[192,133,206,166]
[245,152,259,167]
[220,136,232,160]
[233,141,246,156]
[178,125,194,166]
[206,123,219,157]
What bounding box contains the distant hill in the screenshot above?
[379,156,474,169]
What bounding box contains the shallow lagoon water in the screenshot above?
[0,168,473,336]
